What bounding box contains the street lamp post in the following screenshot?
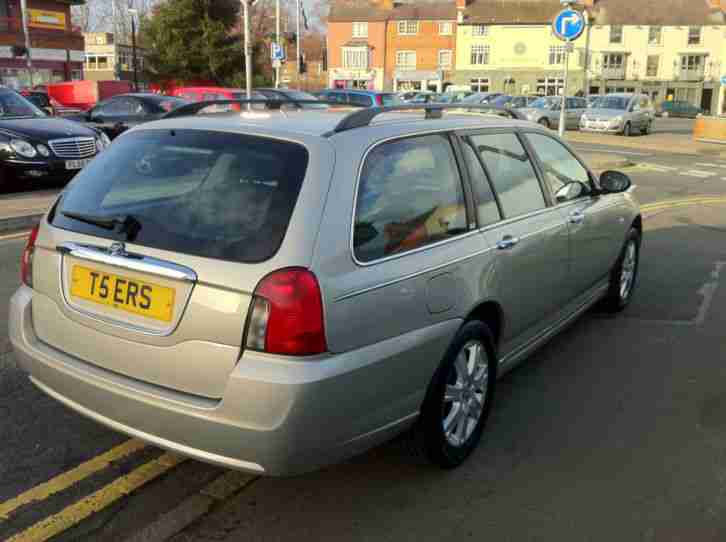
[19,0,34,87]
[128,8,139,92]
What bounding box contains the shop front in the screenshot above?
[329,68,382,91]
[393,70,443,93]
[0,46,83,89]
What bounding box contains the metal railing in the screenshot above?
[678,68,705,81]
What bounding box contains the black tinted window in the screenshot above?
[526,133,590,201]
[470,133,546,218]
[53,130,309,263]
[349,94,372,107]
[354,134,467,262]
[461,139,500,227]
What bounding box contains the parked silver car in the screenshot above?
[580,93,655,136]
[520,96,587,130]
[9,104,642,476]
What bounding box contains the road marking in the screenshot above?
[641,196,726,215]
[638,163,678,172]
[573,147,653,157]
[124,471,258,542]
[6,453,185,542]
[0,439,146,520]
[695,162,723,168]
[679,170,716,178]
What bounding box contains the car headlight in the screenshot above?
[611,116,623,125]
[10,139,37,158]
[36,144,50,157]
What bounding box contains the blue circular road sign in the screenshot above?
[553,8,585,41]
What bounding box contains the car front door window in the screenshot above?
[525,133,591,202]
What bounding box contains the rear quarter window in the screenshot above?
[353,134,468,263]
[53,130,309,263]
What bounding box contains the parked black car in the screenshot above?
[0,86,110,188]
[66,93,189,140]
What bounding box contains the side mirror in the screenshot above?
[555,181,586,203]
[599,170,632,194]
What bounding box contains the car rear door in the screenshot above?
[460,130,570,355]
[524,131,625,296]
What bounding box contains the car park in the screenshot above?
[317,89,401,107]
[520,96,587,130]
[9,102,641,477]
[65,93,189,140]
[408,92,441,104]
[0,86,110,188]
[435,91,473,104]
[255,88,329,109]
[580,93,655,136]
[461,92,503,105]
[656,100,702,119]
[489,95,538,109]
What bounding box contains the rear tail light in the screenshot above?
[376,95,384,106]
[21,225,39,288]
[245,268,327,356]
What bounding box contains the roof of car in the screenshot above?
[137,109,532,142]
[325,89,389,96]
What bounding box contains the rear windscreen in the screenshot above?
[53,130,309,263]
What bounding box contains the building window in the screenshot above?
[603,53,624,69]
[470,44,490,65]
[397,21,418,35]
[439,22,453,35]
[648,26,662,45]
[438,50,453,69]
[549,46,565,65]
[681,54,703,70]
[688,26,701,45]
[352,22,368,38]
[71,69,83,81]
[470,78,490,92]
[610,25,623,44]
[646,55,659,77]
[536,77,564,96]
[342,47,368,69]
[396,50,416,70]
[472,24,488,37]
[85,54,111,71]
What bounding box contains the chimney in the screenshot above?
[371,0,394,10]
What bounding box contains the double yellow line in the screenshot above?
[0,439,186,542]
[641,196,726,216]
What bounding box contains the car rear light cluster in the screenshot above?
[376,95,384,106]
[21,225,40,288]
[245,268,327,356]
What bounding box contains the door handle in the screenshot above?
[569,211,586,225]
[496,235,520,250]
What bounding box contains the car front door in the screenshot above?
[461,130,570,357]
[524,131,625,296]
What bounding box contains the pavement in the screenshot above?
[0,190,59,234]
[5,133,726,541]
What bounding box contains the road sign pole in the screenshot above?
[275,0,281,88]
[559,42,570,138]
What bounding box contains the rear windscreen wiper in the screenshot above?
[62,211,142,241]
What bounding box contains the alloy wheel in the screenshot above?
[620,240,637,301]
[442,340,489,448]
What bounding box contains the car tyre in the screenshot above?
[641,121,652,136]
[410,321,497,469]
[538,118,551,129]
[601,227,641,313]
[622,122,632,137]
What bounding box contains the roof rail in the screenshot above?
[162,98,363,119]
[330,104,526,134]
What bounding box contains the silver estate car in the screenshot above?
[580,93,656,136]
[520,96,588,130]
[9,104,642,476]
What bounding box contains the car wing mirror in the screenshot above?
[599,170,632,194]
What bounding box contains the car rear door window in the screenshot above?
[525,133,591,202]
[354,134,468,263]
[350,94,372,107]
[469,132,546,218]
[53,130,309,263]
[460,138,501,227]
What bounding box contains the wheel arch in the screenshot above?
[464,300,504,350]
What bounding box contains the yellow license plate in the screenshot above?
[70,265,176,322]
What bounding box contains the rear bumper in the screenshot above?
[9,286,456,476]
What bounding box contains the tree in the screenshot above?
[139,0,244,85]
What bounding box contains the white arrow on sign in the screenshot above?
[559,14,580,35]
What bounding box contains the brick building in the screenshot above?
[328,0,457,92]
[0,0,85,89]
